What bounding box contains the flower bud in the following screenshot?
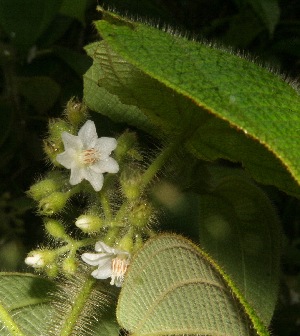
[65,97,88,126]
[120,165,143,200]
[28,175,61,201]
[118,233,134,253]
[25,250,55,268]
[75,214,103,233]
[45,219,66,239]
[45,264,59,278]
[133,234,144,252]
[102,227,119,245]
[115,131,140,161]
[39,192,69,215]
[129,201,153,228]
[62,257,77,275]
[48,118,72,140]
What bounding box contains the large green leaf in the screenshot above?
[198,171,281,325]
[83,8,300,197]
[0,272,55,336]
[117,234,270,336]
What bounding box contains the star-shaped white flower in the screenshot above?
[81,241,130,287]
[56,120,119,191]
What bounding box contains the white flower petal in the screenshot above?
[70,165,85,185]
[95,241,115,253]
[91,264,112,279]
[81,253,112,267]
[78,120,98,148]
[56,149,76,169]
[91,157,119,174]
[95,137,117,157]
[83,168,104,191]
[61,132,82,151]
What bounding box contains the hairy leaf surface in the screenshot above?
[117,234,270,336]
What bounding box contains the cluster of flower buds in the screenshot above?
[25,98,160,285]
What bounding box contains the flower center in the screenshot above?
[80,148,99,165]
[110,257,129,286]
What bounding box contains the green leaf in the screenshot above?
[59,0,88,24]
[83,9,300,197]
[0,0,63,50]
[198,171,281,325]
[18,76,60,113]
[118,234,270,335]
[246,0,280,34]
[0,272,55,336]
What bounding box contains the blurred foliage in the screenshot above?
[0,0,299,335]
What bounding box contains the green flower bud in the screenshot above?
[65,97,88,126]
[115,131,141,161]
[45,219,66,239]
[102,227,119,245]
[133,234,144,252]
[75,214,103,233]
[118,233,134,252]
[129,201,153,228]
[43,138,64,166]
[39,191,69,215]
[45,264,59,278]
[48,118,72,140]
[62,257,77,275]
[25,249,55,269]
[120,165,143,200]
[28,173,63,201]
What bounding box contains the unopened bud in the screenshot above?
[129,202,153,228]
[118,233,134,252]
[102,228,119,245]
[115,131,140,161]
[120,166,142,200]
[39,191,69,215]
[28,174,62,201]
[49,119,72,140]
[75,214,103,233]
[62,257,77,275]
[65,97,88,126]
[45,264,59,278]
[45,219,66,238]
[25,250,54,268]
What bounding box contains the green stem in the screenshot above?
[139,140,179,190]
[60,276,96,336]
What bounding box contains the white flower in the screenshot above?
[25,253,45,268]
[81,241,130,287]
[56,120,119,191]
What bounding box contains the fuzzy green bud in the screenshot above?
[45,219,66,239]
[75,214,103,233]
[118,233,134,252]
[133,234,144,252]
[28,174,62,201]
[103,227,119,245]
[49,118,72,140]
[65,97,88,126]
[115,131,141,161]
[129,202,153,228]
[62,257,77,275]
[45,264,59,278]
[39,191,69,215]
[120,166,143,200]
[25,249,55,269]
[44,119,73,166]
